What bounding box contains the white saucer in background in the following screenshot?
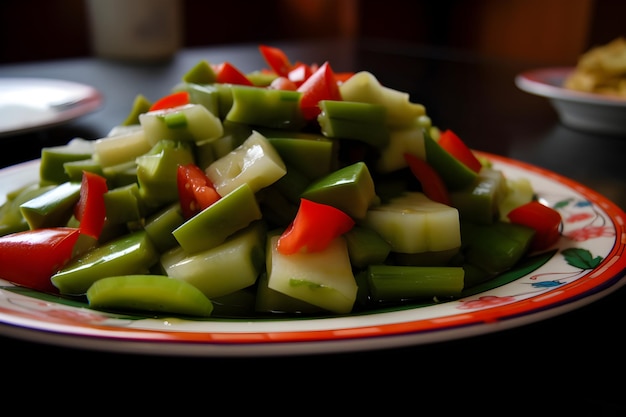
[0,78,102,137]
[515,67,626,136]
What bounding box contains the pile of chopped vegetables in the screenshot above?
[0,45,562,318]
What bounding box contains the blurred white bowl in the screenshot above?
[515,67,626,136]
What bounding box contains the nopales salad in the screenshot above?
[0,45,561,318]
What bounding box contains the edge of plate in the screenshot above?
[0,78,103,138]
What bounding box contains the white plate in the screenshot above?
[0,78,103,137]
[515,67,626,135]
[0,153,625,357]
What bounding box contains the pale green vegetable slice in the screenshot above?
[162,221,266,299]
[266,235,357,314]
[93,128,152,168]
[86,274,214,317]
[139,103,223,146]
[363,192,461,254]
[205,130,287,197]
[498,177,535,221]
[375,124,426,173]
[255,273,323,314]
[339,71,426,128]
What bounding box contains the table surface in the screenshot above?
[1,38,625,408]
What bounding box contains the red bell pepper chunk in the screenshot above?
[0,227,81,292]
[277,198,355,255]
[335,71,355,84]
[259,44,293,77]
[403,153,452,206]
[149,91,190,111]
[437,129,483,173]
[177,163,221,219]
[212,61,253,86]
[507,200,562,251]
[74,171,108,239]
[297,61,342,120]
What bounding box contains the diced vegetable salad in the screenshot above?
[0,45,562,318]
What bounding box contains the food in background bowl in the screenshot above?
[564,37,626,98]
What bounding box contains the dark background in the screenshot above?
[0,0,624,65]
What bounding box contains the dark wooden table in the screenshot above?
[0,39,624,411]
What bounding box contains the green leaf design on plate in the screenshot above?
[561,247,603,270]
[460,249,557,297]
[553,199,572,210]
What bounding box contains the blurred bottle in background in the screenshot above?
[86,0,182,62]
